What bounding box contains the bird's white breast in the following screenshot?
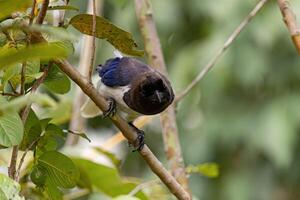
[97,79,141,121]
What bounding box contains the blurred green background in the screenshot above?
[64,0,300,199]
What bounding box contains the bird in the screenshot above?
[81,55,174,151]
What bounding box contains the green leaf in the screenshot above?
[0,174,25,200]
[73,158,148,199]
[19,109,42,151]
[29,25,77,42]
[48,5,79,11]
[66,130,91,142]
[46,100,72,125]
[0,0,31,20]
[0,32,7,47]
[94,147,121,167]
[45,124,65,137]
[44,179,63,200]
[31,165,47,186]
[36,135,58,156]
[0,93,49,113]
[40,118,52,130]
[0,42,72,69]
[0,99,24,147]
[38,151,79,188]
[113,195,140,200]
[0,188,7,200]
[1,63,20,88]
[43,64,71,94]
[186,163,219,178]
[70,14,144,56]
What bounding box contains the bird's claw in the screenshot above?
[128,122,145,152]
[132,130,145,152]
[103,98,116,118]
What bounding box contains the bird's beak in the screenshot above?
[155,90,162,103]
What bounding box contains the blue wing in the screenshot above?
[96,57,129,87]
[96,57,149,87]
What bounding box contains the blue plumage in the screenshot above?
[96,57,130,87]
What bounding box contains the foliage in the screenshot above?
[70,14,144,56]
[0,0,300,200]
[0,174,24,200]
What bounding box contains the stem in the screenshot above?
[66,0,103,145]
[36,0,49,25]
[175,0,269,103]
[14,64,50,180]
[16,137,40,181]
[88,0,97,82]
[1,92,20,97]
[54,59,190,200]
[135,0,190,194]
[8,146,18,180]
[8,81,17,94]
[20,62,26,95]
[277,0,300,54]
[29,0,36,25]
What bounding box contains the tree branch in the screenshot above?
[20,62,26,95]
[54,59,190,200]
[277,0,300,54]
[135,0,190,194]
[8,146,18,180]
[175,0,269,103]
[29,0,36,25]
[36,0,49,25]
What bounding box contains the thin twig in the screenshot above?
[66,0,103,145]
[277,0,300,54]
[0,92,20,97]
[88,0,97,82]
[21,63,51,122]
[135,0,190,194]
[16,137,40,181]
[20,62,26,95]
[175,0,269,103]
[8,146,18,180]
[54,59,190,200]
[13,64,50,180]
[8,81,17,94]
[29,0,36,25]
[36,0,49,25]
[128,179,160,196]
[63,189,90,200]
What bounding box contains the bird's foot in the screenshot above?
[103,98,116,118]
[128,122,145,152]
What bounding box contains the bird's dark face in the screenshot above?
[123,72,174,115]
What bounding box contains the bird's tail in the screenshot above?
[80,98,102,118]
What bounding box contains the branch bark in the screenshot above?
[36,0,49,25]
[175,0,269,103]
[277,0,300,54]
[135,0,190,195]
[54,59,190,200]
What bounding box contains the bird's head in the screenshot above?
[123,71,174,115]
